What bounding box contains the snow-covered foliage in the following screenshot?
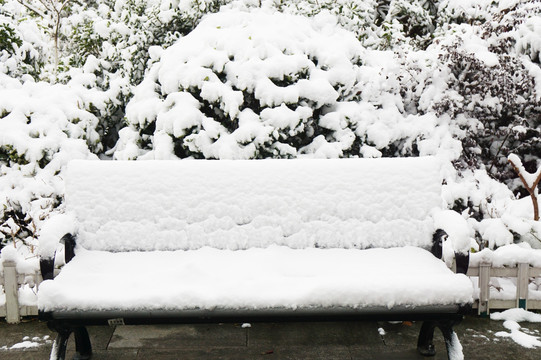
[63,0,228,83]
[0,0,540,252]
[431,1,541,184]
[0,74,99,248]
[116,10,368,160]
[0,1,49,79]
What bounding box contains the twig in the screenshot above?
[508,156,541,221]
[16,0,46,18]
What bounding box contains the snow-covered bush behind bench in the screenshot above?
[0,74,100,248]
[62,0,230,83]
[114,9,462,161]
[115,9,366,160]
[429,2,541,185]
[0,1,49,79]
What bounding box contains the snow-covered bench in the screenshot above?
[37,158,473,360]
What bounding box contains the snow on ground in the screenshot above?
[491,308,541,323]
[491,309,541,348]
[0,335,52,351]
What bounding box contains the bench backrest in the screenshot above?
[65,158,443,252]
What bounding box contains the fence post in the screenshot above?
[517,263,529,310]
[478,262,491,316]
[3,260,20,323]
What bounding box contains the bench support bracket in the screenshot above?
[48,322,92,360]
[417,319,462,359]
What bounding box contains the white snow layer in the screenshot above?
[38,246,473,312]
[494,319,541,349]
[433,210,472,255]
[38,213,78,260]
[64,157,444,251]
[470,244,541,268]
[491,308,541,323]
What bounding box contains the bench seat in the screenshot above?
[39,246,472,313]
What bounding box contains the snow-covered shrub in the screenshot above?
[378,0,436,49]
[63,0,230,85]
[265,0,379,46]
[0,75,99,248]
[114,8,471,162]
[14,0,75,68]
[430,26,541,185]
[53,0,233,150]
[0,2,48,79]
[393,1,541,250]
[437,0,497,27]
[115,10,368,160]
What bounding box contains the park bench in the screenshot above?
[37,157,473,360]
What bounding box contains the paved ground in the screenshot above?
[1,315,541,359]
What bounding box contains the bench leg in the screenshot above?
[73,327,93,360]
[48,322,92,360]
[417,321,436,356]
[417,320,464,360]
[438,321,464,360]
[50,327,71,360]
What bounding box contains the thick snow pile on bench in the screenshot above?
[65,157,443,251]
[38,246,472,312]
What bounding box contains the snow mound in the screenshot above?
[66,157,443,251]
[491,308,541,323]
[492,310,541,349]
[38,246,473,312]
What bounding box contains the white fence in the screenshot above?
[467,262,541,316]
[0,260,42,323]
[2,261,541,323]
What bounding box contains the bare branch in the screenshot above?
[59,0,72,13]
[16,0,47,18]
[36,0,55,13]
[508,157,540,221]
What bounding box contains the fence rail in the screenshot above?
[2,260,541,323]
[467,262,541,316]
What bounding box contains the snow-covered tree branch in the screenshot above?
[508,154,541,221]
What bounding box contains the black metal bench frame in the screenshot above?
[39,229,471,360]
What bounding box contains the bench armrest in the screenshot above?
[39,214,78,280]
[39,233,77,280]
[432,228,470,275]
[455,251,470,275]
